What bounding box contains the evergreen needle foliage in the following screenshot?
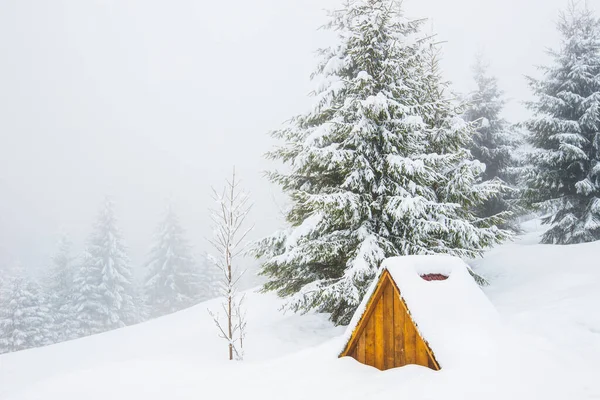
[0,270,55,354]
[254,0,509,325]
[72,198,138,336]
[463,56,525,231]
[144,204,208,318]
[525,4,600,244]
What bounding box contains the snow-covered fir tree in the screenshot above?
[525,5,600,244]
[197,252,221,301]
[253,0,509,325]
[45,234,77,342]
[72,198,138,336]
[144,205,206,318]
[463,56,523,228]
[0,269,55,354]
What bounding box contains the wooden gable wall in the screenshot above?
[340,270,440,371]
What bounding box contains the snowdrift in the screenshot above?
[385,255,501,369]
[340,255,502,370]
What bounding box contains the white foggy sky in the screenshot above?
[0,0,597,274]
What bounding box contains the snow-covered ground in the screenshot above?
[1,220,598,400]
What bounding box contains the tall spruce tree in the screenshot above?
[0,270,55,354]
[144,205,204,318]
[45,234,77,342]
[253,0,508,325]
[464,57,523,227]
[72,198,138,336]
[525,5,600,244]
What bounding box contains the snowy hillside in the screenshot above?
[1,220,598,400]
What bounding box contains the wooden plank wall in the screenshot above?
[345,274,439,371]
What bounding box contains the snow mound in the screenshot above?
[340,255,501,369]
[384,255,500,368]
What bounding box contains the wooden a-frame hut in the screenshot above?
[339,269,440,371]
[339,255,499,372]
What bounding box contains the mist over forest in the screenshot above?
[2,0,594,276]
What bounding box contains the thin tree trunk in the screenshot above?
[207,166,252,361]
[227,170,235,361]
[227,250,233,361]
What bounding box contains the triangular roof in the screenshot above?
[339,255,500,370]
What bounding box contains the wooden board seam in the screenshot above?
[389,278,441,370]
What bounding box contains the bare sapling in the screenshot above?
[207,168,253,361]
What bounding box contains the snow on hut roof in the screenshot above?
[340,255,501,369]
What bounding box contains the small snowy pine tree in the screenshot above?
[0,270,55,354]
[253,0,509,325]
[463,56,524,229]
[525,5,600,244]
[144,204,204,318]
[197,252,221,301]
[72,198,138,336]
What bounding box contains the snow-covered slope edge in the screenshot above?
[0,220,598,400]
[0,291,344,398]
